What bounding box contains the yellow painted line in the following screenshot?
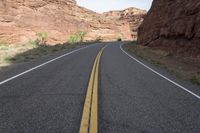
[90,49,103,133]
[79,46,106,133]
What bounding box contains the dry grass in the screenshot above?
[0,40,96,70]
[0,42,38,68]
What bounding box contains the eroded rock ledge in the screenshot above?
[138,0,200,58]
[0,0,146,44]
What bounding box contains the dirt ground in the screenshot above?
[123,42,200,85]
[0,41,95,71]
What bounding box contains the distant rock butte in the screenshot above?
[138,0,200,58]
[0,0,146,44]
[103,8,146,39]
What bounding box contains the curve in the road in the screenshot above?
[120,44,200,100]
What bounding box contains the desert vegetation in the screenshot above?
[0,42,83,70]
[190,75,200,85]
[0,31,95,70]
[0,41,38,68]
[36,32,48,45]
[68,31,87,44]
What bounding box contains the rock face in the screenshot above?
[103,8,146,39]
[0,0,145,44]
[138,0,200,58]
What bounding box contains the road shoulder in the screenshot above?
[0,43,97,82]
[123,42,200,86]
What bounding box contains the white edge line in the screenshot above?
[120,44,200,100]
[0,44,96,85]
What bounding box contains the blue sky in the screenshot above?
[76,0,153,13]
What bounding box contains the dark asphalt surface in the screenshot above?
[0,42,200,133]
[99,43,200,133]
[0,43,103,133]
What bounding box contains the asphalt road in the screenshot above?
[0,42,200,133]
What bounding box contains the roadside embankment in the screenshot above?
[123,42,200,85]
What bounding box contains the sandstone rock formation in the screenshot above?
[138,0,200,58]
[103,7,146,39]
[0,0,145,44]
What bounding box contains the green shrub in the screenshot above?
[68,31,86,44]
[190,75,200,85]
[27,39,40,46]
[36,32,48,45]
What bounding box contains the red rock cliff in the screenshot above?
[138,0,200,58]
[0,0,145,44]
[103,7,146,39]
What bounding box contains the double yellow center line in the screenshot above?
[79,46,106,133]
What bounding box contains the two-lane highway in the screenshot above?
[0,42,200,133]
